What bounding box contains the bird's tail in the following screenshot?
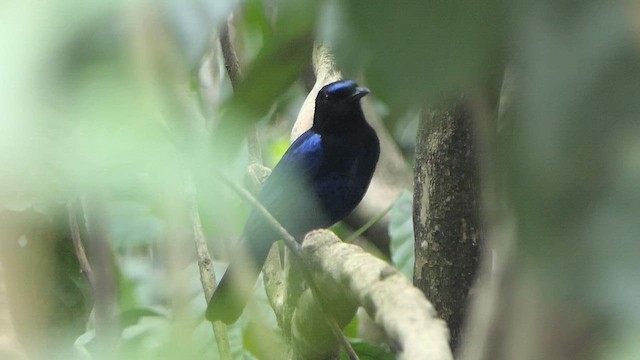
[205,264,257,324]
[206,239,273,324]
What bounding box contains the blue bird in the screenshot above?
[206,80,380,324]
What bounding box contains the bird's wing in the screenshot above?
[207,132,324,324]
[244,131,324,238]
[275,131,324,176]
[259,131,323,210]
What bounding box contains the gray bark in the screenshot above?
[413,101,481,350]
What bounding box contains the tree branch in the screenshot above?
[82,192,119,351]
[67,201,95,288]
[219,11,262,165]
[186,182,232,360]
[218,174,300,255]
[300,230,453,360]
[219,174,359,359]
[219,14,242,91]
[219,173,452,359]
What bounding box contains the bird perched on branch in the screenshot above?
[207,80,380,324]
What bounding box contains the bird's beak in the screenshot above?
[351,87,370,100]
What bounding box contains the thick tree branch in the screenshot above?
[300,230,453,360]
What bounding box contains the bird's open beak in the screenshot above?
[351,87,370,100]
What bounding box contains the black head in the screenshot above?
[313,80,370,134]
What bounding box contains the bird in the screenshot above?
[206,79,380,324]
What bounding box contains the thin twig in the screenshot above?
[297,264,359,360]
[218,174,300,255]
[192,8,252,359]
[219,11,262,165]
[81,192,119,351]
[187,183,217,299]
[186,181,233,360]
[219,15,242,91]
[67,201,95,287]
[344,201,394,243]
[328,318,359,360]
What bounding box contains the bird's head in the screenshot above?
[313,80,370,134]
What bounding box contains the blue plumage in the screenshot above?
[324,80,358,96]
[207,80,380,324]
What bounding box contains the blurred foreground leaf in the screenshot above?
[326,0,505,108]
[389,191,415,279]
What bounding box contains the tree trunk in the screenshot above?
[413,101,481,351]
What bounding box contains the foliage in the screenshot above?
[1,0,640,359]
[389,191,415,280]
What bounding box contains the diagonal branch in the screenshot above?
[218,173,358,359]
[300,230,453,360]
[218,174,300,255]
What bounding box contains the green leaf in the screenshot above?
[340,340,394,360]
[108,201,164,248]
[237,273,285,359]
[326,0,505,109]
[118,308,165,328]
[389,191,414,279]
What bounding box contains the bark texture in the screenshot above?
[413,101,481,350]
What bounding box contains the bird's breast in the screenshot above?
[313,145,377,223]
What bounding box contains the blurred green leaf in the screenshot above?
[342,314,360,339]
[118,308,165,328]
[340,340,394,360]
[108,201,164,248]
[325,0,505,108]
[508,0,640,304]
[389,191,415,279]
[238,274,284,359]
[502,0,640,356]
[266,136,291,168]
[119,315,172,359]
[212,0,318,158]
